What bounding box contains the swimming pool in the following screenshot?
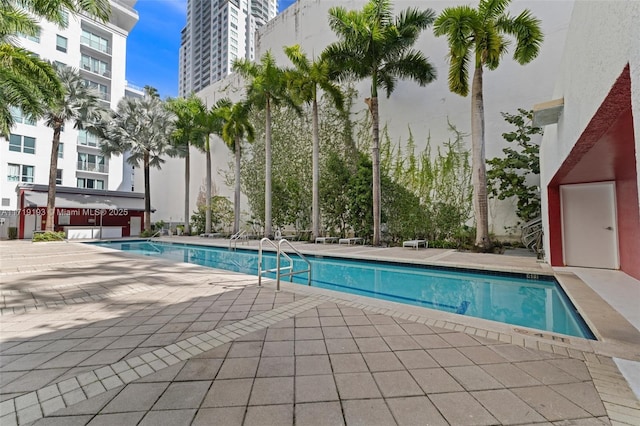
[91,240,594,339]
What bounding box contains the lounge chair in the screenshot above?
[403,239,428,249]
[339,237,365,245]
[315,236,339,244]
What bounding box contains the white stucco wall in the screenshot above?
[539,0,640,261]
[150,0,576,236]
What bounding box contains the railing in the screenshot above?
[522,217,543,256]
[229,229,247,250]
[80,36,112,55]
[77,161,108,173]
[258,238,311,291]
[80,64,111,79]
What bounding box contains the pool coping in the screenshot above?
[85,238,640,360]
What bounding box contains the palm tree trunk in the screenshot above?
[471,66,490,250]
[234,136,241,234]
[312,98,320,240]
[144,151,151,232]
[370,96,381,246]
[264,97,272,238]
[205,137,212,234]
[45,124,62,232]
[184,148,190,235]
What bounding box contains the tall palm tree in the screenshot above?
[43,66,104,232]
[0,0,110,135]
[215,99,255,234]
[434,0,543,250]
[101,91,175,233]
[326,0,437,246]
[233,50,300,238]
[166,95,206,235]
[284,44,344,241]
[193,99,226,234]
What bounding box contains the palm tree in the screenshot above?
[166,95,206,235]
[215,99,255,234]
[43,66,104,232]
[233,50,300,238]
[326,0,437,246]
[0,0,110,135]
[101,91,175,233]
[284,44,344,241]
[193,99,226,234]
[434,0,543,250]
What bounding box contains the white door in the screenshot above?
[561,182,619,269]
[22,214,41,239]
[130,216,141,237]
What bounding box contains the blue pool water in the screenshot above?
[91,240,594,339]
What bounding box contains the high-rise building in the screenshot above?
[0,1,139,212]
[179,0,278,96]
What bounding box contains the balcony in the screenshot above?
[80,64,111,79]
[80,36,112,56]
[77,162,108,173]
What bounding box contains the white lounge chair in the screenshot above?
[339,237,365,245]
[315,236,339,244]
[403,239,428,249]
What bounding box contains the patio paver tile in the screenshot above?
[446,365,505,391]
[373,370,423,397]
[174,358,222,381]
[201,378,253,407]
[243,404,293,426]
[249,376,293,405]
[261,341,294,357]
[387,396,448,426]
[216,357,259,379]
[191,407,245,426]
[256,356,294,377]
[472,389,547,425]
[550,382,608,417]
[334,372,381,399]
[295,375,338,403]
[152,380,210,409]
[295,340,327,356]
[428,348,474,367]
[296,355,332,376]
[86,411,145,426]
[429,392,497,425]
[102,382,169,413]
[410,368,464,394]
[342,398,396,426]
[511,385,591,421]
[363,352,405,372]
[138,409,196,426]
[295,401,345,426]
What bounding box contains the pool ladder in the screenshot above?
[229,230,248,251]
[258,238,311,291]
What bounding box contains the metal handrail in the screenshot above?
[229,230,247,251]
[149,230,162,239]
[257,238,311,291]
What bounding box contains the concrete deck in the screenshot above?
[1,238,639,425]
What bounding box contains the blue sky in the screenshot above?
[126,0,297,98]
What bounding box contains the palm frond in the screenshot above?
[497,10,543,64]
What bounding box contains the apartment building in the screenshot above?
[0,0,139,212]
[178,0,278,96]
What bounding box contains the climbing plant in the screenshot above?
[487,109,543,223]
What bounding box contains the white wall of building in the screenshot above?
[539,0,640,261]
[153,0,575,236]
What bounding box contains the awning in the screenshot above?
[23,191,149,211]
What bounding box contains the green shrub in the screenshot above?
[32,231,65,242]
[8,227,17,240]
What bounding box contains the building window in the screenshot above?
[7,164,34,182]
[10,107,36,125]
[8,134,35,154]
[81,54,109,77]
[83,79,109,100]
[56,169,63,185]
[19,30,40,43]
[54,61,66,69]
[77,153,106,173]
[78,129,100,147]
[81,29,110,54]
[77,177,104,189]
[58,143,64,159]
[56,35,68,52]
[60,10,69,26]
[1,198,9,207]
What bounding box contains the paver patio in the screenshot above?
[1,240,639,425]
